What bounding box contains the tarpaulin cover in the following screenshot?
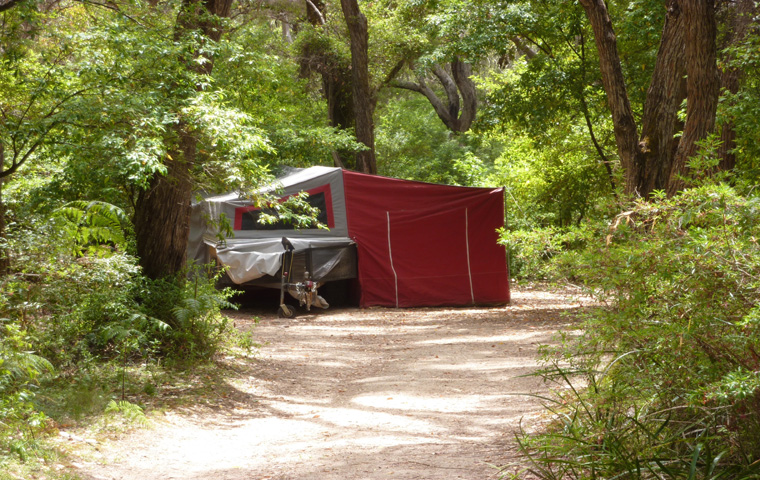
[342,171,509,307]
[210,237,355,284]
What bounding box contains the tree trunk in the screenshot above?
[667,0,720,196]
[134,137,194,279]
[301,0,355,168]
[134,0,232,279]
[341,0,376,174]
[580,0,723,199]
[450,58,477,132]
[0,141,8,276]
[579,0,639,194]
[322,59,354,168]
[717,0,757,172]
[632,0,686,197]
[393,59,478,133]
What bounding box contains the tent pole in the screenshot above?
[503,187,511,303]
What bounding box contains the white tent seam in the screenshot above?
[387,211,399,308]
[466,208,475,304]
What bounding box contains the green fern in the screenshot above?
[54,200,129,256]
[104,400,149,427]
[0,320,53,393]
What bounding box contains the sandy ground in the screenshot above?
[70,287,586,480]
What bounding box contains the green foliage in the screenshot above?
[720,28,760,189]
[1,204,144,370]
[491,127,616,281]
[375,92,495,185]
[139,268,238,361]
[0,320,53,460]
[103,400,148,428]
[53,201,130,257]
[263,23,364,167]
[253,190,329,230]
[514,184,760,479]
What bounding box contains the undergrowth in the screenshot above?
[507,184,760,480]
[0,202,254,472]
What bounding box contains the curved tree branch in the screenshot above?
[394,77,456,129]
[304,0,324,25]
[450,58,477,132]
[392,59,477,133]
[432,65,460,120]
[509,36,538,60]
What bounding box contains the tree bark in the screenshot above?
[299,0,355,168]
[578,0,639,193]
[321,60,354,168]
[510,36,538,60]
[667,0,720,196]
[305,0,324,25]
[450,58,477,132]
[393,59,478,133]
[717,0,757,172]
[340,0,376,174]
[134,134,194,279]
[632,0,686,197]
[134,0,232,279]
[580,0,723,198]
[0,141,8,276]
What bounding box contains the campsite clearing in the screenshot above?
[68,286,587,480]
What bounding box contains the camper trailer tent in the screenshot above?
[188,167,510,308]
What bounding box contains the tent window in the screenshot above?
[239,192,329,231]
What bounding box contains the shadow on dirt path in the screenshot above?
[74,288,587,480]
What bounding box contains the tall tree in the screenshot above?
[134,0,233,279]
[716,0,758,172]
[297,0,356,168]
[666,0,719,195]
[580,0,721,198]
[0,143,7,276]
[340,0,376,174]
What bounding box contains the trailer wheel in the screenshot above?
[277,304,296,318]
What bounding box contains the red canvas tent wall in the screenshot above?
[189,167,510,307]
[343,171,509,307]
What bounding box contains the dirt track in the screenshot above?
[73,288,585,480]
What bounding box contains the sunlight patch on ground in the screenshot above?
[291,324,443,335]
[415,331,548,346]
[314,360,351,368]
[314,434,443,449]
[266,401,440,433]
[418,359,542,371]
[351,393,512,414]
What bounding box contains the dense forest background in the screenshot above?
[2,0,760,478]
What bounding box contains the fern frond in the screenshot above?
[53,201,128,252]
[0,350,53,385]
[105,400,149,427]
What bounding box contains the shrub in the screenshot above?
[500,226,564,280]
[0,320,53,460]
[499,223,599,282]
[138,267,238,361]
[513,184,760,479]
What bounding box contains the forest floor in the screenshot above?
[60,286,589,480]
